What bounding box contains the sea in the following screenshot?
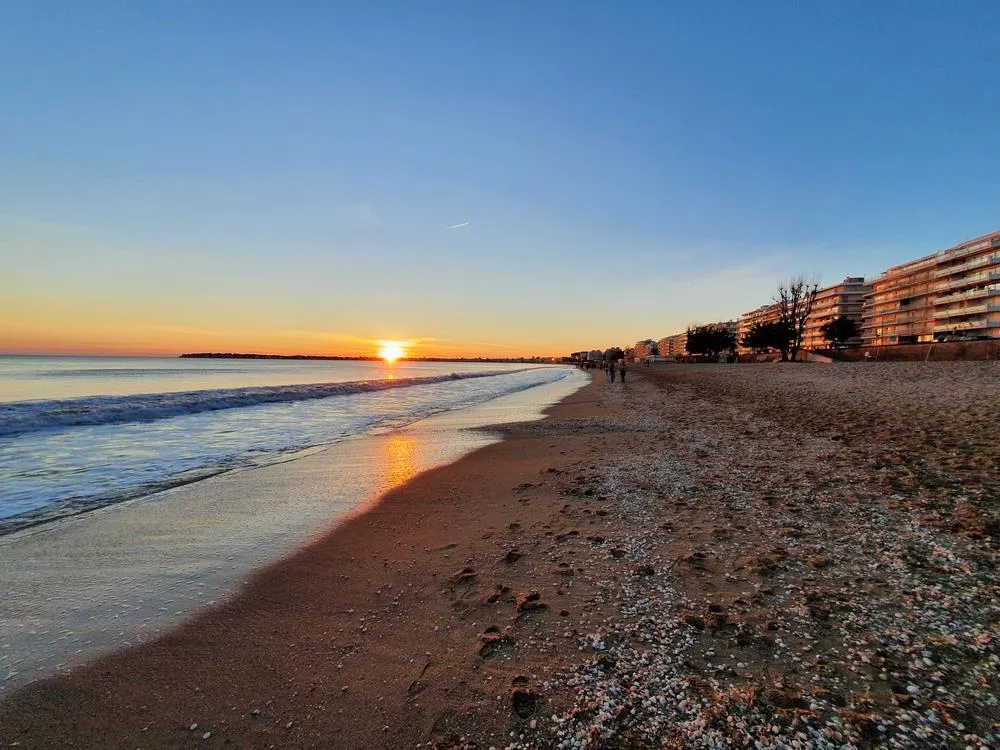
[0,355,582,534]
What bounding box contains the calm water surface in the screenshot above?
[0,356,579,529]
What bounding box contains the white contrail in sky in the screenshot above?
[447,222,470,230]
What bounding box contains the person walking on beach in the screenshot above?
[609,360,616,383]
[619,359,627,383]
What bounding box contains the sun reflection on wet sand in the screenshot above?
[0,369,587,698]
[381,433,418,493]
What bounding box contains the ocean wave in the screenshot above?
[0,370,522,439]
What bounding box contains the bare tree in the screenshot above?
[775,276,819,362]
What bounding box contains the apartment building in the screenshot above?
[657,332,688,357]
[633,339,657,361]
[861,254,939,346]
[737,280,868,352]
[862,230,1000,345]
[736,303,781,354]
[802,277,871,350]
[930,232,1000,340]
[656,321,737,358]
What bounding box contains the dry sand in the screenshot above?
[0,363,997,749]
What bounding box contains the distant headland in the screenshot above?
[179,353,556,363]
[181,353,375,361]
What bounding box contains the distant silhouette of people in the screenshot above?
[619,360,627,382]
[609,361,616,382]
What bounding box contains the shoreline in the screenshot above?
[2,364,997,748]
[178,353,560,363]
[1,362,571,528]
[0,373,605,747]
[0,371,586,699]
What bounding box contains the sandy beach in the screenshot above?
[1,363,998,749]
[0,373,586,696]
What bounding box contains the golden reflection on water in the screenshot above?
[382,433,418,493]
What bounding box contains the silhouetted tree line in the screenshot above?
[686,324,736,359]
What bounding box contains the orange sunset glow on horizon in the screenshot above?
[0,317,572,360]
[376,341,407,363]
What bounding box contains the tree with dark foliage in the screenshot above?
[686,324,736,360]
[740,320,793,355]
[820,315,861,348]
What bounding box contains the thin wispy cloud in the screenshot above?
[341,202,389,229]
[447,222,470,230]
[469,340,518,350]
[280,329,377,344]
[139,324,228,338]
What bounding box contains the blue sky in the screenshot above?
[3,1,999,355]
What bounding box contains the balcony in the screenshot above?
[935,304,988,319]
[873,278,934,296]
[869,300,933,316]
[933,317,1000,333]
[932,284,1000,304]
[883,254,941,276]
[940,239,995,262]
[932,253,1000,279]
[936,270,1000,292]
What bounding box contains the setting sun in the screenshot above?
[377,341,406,363]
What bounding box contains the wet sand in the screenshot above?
[0,372,586,699]
[1,364,998,749]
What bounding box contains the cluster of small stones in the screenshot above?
[500,376,998,749]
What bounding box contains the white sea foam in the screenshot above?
[0,370,515,438]
[0,367,589,697]
[0,365,576,530]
